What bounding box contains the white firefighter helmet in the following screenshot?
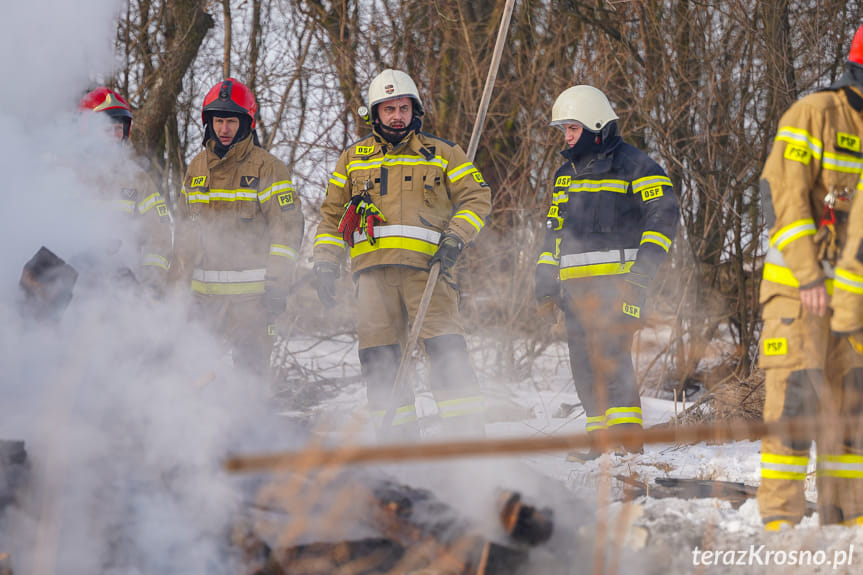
[368,69,424,117]
[550,85,618,131]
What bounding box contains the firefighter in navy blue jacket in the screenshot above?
[534,85,679,459]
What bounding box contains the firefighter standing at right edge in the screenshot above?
[312,70,491,442]
[756,25,863,530]
[534,86,679,460]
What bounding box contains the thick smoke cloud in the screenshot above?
[0,2,304,573]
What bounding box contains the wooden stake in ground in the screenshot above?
[391,0,518,397]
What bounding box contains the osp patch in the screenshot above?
[555,175,571,188]
[642,186,664,201]
[355,145,375,156]
[623,303,640,318]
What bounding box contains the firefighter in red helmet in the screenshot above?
[77,87,172,295]
[756,24,863,530]
[170,78,304,379]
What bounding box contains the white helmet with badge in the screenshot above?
[550,85,618,132]
[365,69,424,120]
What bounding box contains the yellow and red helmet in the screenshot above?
[79,87,133,140]
[201,78,257,128]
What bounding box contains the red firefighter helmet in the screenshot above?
[850,25,863,65]
[79,87,133,140]
[201,78,257,128]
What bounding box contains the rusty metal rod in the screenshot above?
[224,416,859,473]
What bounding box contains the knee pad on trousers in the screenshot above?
[781,369,821,451]
[359,344,404,403]
[424,334,476,391]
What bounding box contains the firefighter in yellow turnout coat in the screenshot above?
[313,70,492,441]
[172,78,304,377]
[757,26,863,529]
[77,87,171,294]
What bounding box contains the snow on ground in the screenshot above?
[278,333,863,574]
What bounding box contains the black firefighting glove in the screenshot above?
[621,271,650,320]
[429,234,464,274]
[338,195,364,247]
[534,264,561,304]
[263,277,288,317]
[314,262,339,309]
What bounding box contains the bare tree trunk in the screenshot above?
[222,0,232,78]
[130,0,214,161]
[247,0,262,94]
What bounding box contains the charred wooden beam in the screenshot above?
[19,247,77,321]
[233,472,544,575]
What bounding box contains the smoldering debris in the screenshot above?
[229,469,557,575]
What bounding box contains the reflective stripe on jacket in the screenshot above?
[172,135,304,292]
[760,87,863,304]
[537,138,679,283]
[313,128,492,274]
[84,153,172,284]
[833,160,863,333]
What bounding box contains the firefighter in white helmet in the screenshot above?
[757,24,863,530]
[535,85,679,460]
[313,69,492,441]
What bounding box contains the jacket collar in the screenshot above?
[206,133,255,166]
[560,134,622,174]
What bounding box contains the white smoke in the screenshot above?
[0,2,307,573]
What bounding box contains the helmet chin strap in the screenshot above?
[375,116,421,144]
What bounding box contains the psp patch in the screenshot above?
[241,176,259,189]
[157,204,169,217]
[837,132,861,153]
[278,192,295,210]
[472,171,489,186]
[763,338,788,356]
[783,145,811,165]
[191,176,207,187]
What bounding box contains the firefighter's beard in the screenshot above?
[376,116,421,144]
